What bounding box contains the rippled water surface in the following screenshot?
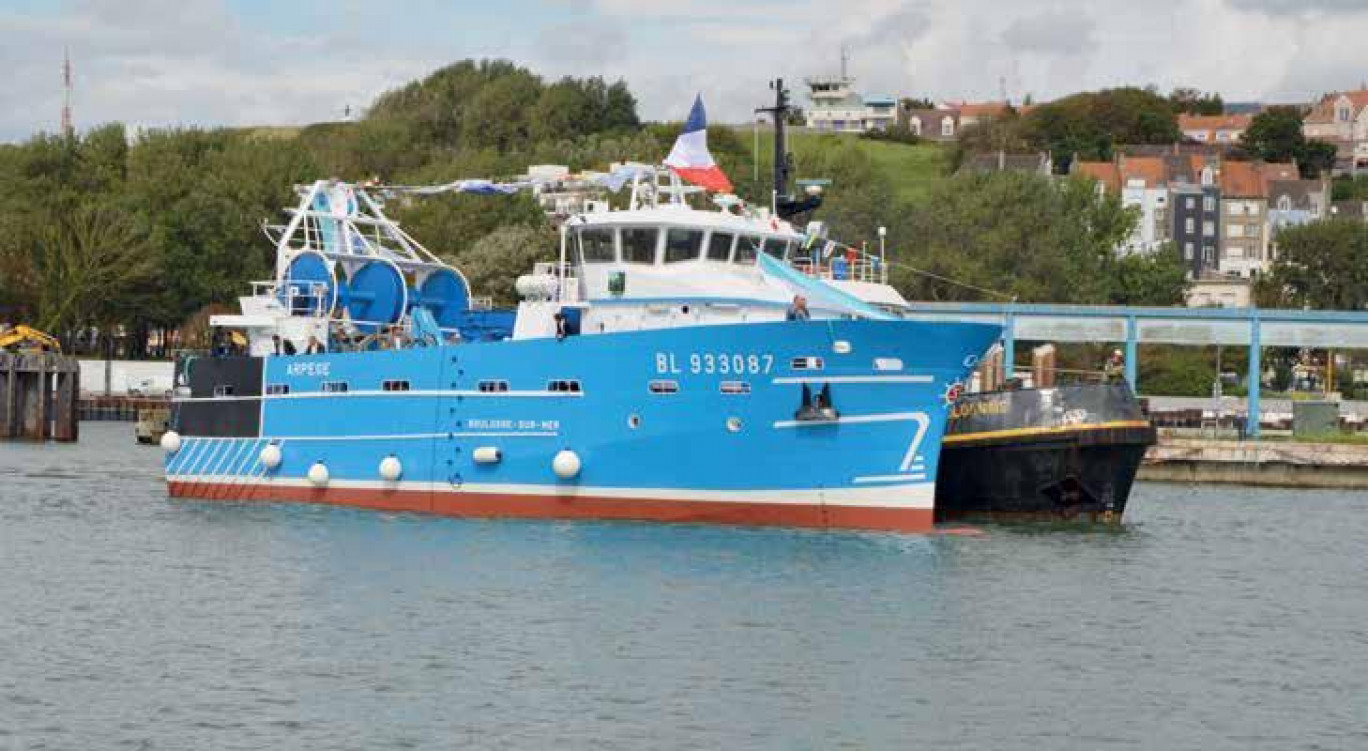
[3,423,1368,750]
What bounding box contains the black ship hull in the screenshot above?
[935,383,1156,524]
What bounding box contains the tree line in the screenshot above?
[2,60,1222,357]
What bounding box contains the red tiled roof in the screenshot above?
[1219,161,1265,198]
[1305,89,1368,124]
[1178,114,1252,132]
[1073,161,1120,191]
[959,101,1011,117]
[1118,156,1166,187]
[1258,162,1299,182]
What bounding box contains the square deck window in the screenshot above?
[578,228,615,263]
[707,232,735,262]
[664,229,705,263]
[734,236,761,265]
[620,228,659,264]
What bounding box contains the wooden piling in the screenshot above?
[0,351,80,442]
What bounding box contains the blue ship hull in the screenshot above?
[166,320,1000,531]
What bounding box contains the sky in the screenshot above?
[2,0,1367,142]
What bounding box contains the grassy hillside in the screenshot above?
[726,127,949,205]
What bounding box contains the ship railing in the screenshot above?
[985,366,1120,392]
[250,280,332,318]
[788,254,886,284]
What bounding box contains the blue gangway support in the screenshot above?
[757,254,896,320]
[1248,310,1261,439]
[1125,315,1139,389]
[1002,310,1015,380]
[410,306,443,346]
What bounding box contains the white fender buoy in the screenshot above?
[472,447,502,464]
[379,456,403,482]
[832,340,852,354]
[307,462,330,487]
[552,449,581,480]
[259,443,282,470]
[160,430,182,454]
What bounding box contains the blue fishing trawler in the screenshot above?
[162,117,999,531]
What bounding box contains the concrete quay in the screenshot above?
[1141,437,1368,488]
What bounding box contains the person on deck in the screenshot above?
[786,295,810,322]
[305,336,324,355]
[1103,349,1126,382]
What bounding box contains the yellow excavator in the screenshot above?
[0,325,61,353]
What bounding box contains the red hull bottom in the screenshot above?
[166,481,935,533]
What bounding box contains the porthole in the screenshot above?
[628,414,642,429]
[726,416,743,433]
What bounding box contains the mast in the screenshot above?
[756,78,821,221]
[61,47,73,140]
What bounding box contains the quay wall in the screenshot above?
[77,360,174,396]
[1141,438,1368,488]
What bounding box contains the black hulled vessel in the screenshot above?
[934,383,1156,523]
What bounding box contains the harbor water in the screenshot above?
[2,423,1366,750]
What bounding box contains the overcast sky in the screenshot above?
[3,0,1367,142]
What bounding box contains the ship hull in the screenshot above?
[166,319,999,532]
[934,384,1156,524]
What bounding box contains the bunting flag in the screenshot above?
[663,95,734,193]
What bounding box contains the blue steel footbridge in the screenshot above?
[902,303,1368,437]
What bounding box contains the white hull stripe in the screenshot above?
[853,474,929,484]
[175,389,583,403]
[771,375,933,385]
[166,476,935,510]
[175,431,558,443]
[772,411,928,429]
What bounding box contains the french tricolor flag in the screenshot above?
[664,94,733,194]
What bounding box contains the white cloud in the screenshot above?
[3,0,1367,141]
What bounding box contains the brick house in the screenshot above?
[1302,89,1368,175]
[1178,113,1252,145]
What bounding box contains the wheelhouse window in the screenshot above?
[664,229,705,263]
[382,380,411,392]
[577,227,616,264]
[761,238,789,260]
[707,232,735,262]
[477,380,509,393]
[322,381,349,393]
[734,236,761,265]
[620,227,659,264]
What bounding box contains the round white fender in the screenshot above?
[307,462,329,487]
[552,449,581,480]
[472,446,502,464]
[379,456,403,482]
[160,430,182,454]
[259,443,283,470]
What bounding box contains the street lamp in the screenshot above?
[877,226,887,283]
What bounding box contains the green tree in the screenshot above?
[1332,174,1368,201]
[452,225,558,306]
[601,80,641,131]
[1241,106,1304,162]
[889,173,1150,304]
[1168,87,1224,116]
[1019,87,1181,171]
[1254,219,1368,309]
[1240,106,1337,178]
[1111,243,1191,305]
[23,200,156,334]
